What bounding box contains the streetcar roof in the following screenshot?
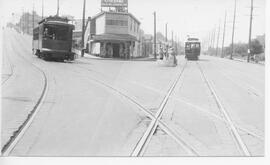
[185,41,200,44]
[38,15,74,28]
[43,21,75,27]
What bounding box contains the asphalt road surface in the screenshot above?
[1,28,264,156]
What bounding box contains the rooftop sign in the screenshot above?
[101,0,128,7]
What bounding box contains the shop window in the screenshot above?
[106,19,128,26]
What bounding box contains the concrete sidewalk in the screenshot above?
[224,56,265,65]
[73,49,156,61]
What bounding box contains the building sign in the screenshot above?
[101,0,128,7]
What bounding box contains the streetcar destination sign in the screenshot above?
[101,0,128,7]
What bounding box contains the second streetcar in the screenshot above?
[185,38,201,60]
[32,16,75,61]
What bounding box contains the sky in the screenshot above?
[0,0,266,46]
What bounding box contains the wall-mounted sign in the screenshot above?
[101,0,128,7]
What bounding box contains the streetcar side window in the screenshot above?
[43,25,69,41]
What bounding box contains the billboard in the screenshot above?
[101,0,128,7]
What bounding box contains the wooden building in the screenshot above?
[86,11,141,58]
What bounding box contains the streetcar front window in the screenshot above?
[43,25,69,41]
[185,43,200,50]
[185,43,191,50]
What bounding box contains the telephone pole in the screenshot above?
[171,31,174,47]
[175,35,177,54]
[221,11,227,58]
[42,0,44,19]
[230,0,237,59]
[247,0,254,62]
[20,8,23,32]
[22,8,25,34]
[153,11,157,59]
[208,32,211,50]
[57,0,59,16]
[32,3,35,30]
[27,10,29,34]
[216,20,221,56]
[81,0,86,57]
[211,27,216,52]
[165,23,168,42]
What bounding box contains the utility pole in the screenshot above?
[247,0,254,62]
[177,36,179,55]
[211,29,215,49]
[81,0,86,57]
[216,20,221,56]
[20,8,23,32]
[57,0,59,16]
[209,32,211,49]
[165,23,168,58]
[27,10,29,34]
[153,11,157,59]
[22,8,24,34]
[165,23,168,42]
[221,11,227,58]
[231,0,237,59]
[171,31,174,47]
[211,27,216,54]
[209,31,213,50]
[42,0,44,19]
[32,3,35,31]
[175,35,177,55]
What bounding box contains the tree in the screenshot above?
[251,39,263,55]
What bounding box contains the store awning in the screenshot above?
[92,34,138,42]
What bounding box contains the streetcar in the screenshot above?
[32,16,75,61]
[185,38,201,60]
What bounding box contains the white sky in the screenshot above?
[1,0,266,46]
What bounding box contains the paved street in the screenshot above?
[1,29,264,156]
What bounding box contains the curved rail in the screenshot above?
[73,61,198,156]
[1,43,49,156]
[77,60,264,141]
[130,61,188,156]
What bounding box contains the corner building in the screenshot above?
[88,11,141,58]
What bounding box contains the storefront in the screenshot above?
[87,11,141,58]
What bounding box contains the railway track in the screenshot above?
[70,60,199,156]
[196,61,251,156]
[2,30,262,156]
[130,61,190,156]
[73,58,263,156]
[74,59,264,142]
[72,60,199,156]
[1,40,49,156]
